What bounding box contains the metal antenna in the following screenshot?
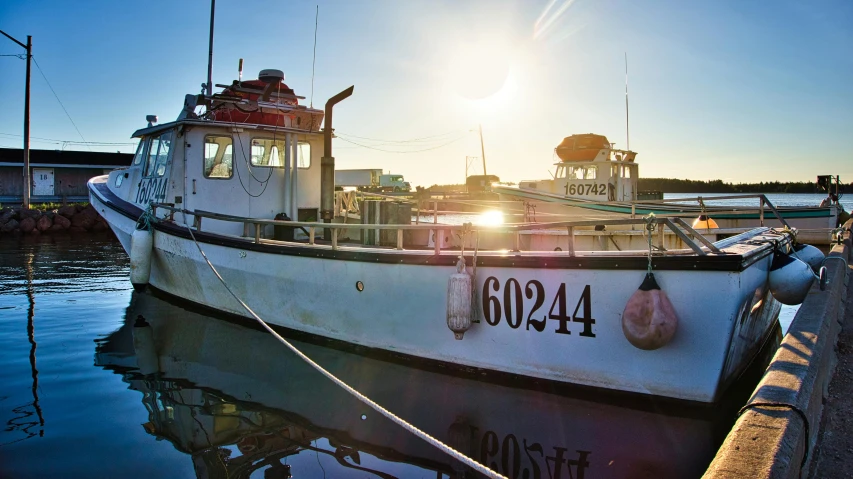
[206,0,216,97]
[624,52,629,151]
[310,5,319,108]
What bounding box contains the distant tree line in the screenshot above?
[638,178,853,194]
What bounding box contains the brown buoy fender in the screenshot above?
[621,273,679,350]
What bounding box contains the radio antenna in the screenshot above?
[310,5,319,108]
[624,52,629,151]
[206,0,216,97]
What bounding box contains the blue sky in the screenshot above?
[1,0,851,187]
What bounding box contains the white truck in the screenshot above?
[334,169,411,192]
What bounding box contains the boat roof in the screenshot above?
[131,119,325,139]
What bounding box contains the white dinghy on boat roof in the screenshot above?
[89,68,815,404]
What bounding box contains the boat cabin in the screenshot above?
[106,70,326,238]
[519,134,639,202]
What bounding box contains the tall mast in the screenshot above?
[478,124,488,176]
[206,0,216,96]
[624,52,629,151]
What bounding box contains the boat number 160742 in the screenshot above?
[481,277,596,337]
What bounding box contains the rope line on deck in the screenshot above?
[180,218,507,479]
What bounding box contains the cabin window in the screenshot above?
[566,166,596,180]
[153,131,173,177]
[250,138,311,168]
[297,142,310,168]
[132,139,146,165]
[204,136,234,179]
[622,165,632,179]
[143,130,173,177]
[144,136,160,176]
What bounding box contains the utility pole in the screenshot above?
[478,124,488,176]
[1,30,32,209]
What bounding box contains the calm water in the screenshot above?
[0,233,776,478]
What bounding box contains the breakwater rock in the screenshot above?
[0,204,110,236]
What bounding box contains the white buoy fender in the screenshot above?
[621,273,678,350]
[769,252,814,305]
[792,243,825,272]
[447,257,473,340]
[130,227,154,291]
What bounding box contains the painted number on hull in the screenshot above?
[480,430,591,479]
[482,277,595,337]
[136,177,168,204]
[565,183,606,196]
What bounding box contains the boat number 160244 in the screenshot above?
[481,277,596,337]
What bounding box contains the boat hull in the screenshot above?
[90,176,781,403]
[95,291,762,478]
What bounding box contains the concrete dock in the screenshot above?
[704,219,852,479]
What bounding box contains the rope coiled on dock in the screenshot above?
[180,218,507,479]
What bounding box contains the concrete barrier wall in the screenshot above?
[704,220,852,479]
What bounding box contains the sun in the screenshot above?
[447,42,511,100]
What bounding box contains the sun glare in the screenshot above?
[447,42,512,101]
[477,210,505,226]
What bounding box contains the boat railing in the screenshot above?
[150,203,726,256]
[621,193,790,228]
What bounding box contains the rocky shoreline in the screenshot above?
[0,204,110,236]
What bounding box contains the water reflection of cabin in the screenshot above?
[0,148,132,203]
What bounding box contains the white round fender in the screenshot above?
[621,273,679,350]
[769,252,814,305]
[792,243,824,272]
[446,257,473,340]
[129,227,153,291]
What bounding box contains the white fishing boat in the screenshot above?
[89,68,819,403]
[492,134,844,245]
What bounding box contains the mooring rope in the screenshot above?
[178,217,506,479]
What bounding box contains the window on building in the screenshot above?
[204,135,234,179]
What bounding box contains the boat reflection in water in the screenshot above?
[95,291,778,479]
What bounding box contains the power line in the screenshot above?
[0,132,135,147]
[336,129,466,144]
[31,56,92,152]
[335,134,468,153]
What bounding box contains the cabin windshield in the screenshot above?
[132,139,146,165]
[143,130,173,177]
[559,165,597,180]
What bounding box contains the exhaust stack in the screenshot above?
[320,86,354,232]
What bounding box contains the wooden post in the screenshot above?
[658,223,665,250]
[434,228,442,255]
[514,231,520,252]
[396,228,403,250]
[254,223,261,243]
[332,228,339,250]
[309,226,315,245]
[759,198,765,227]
